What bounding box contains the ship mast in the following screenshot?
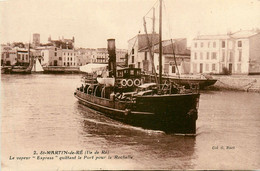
[159,0,162,85]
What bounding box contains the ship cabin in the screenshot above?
[116,67,142,91]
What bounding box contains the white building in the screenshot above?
[40,46,62,66]
[190,30,260,75]
[62,49,76,66]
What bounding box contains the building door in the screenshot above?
[229,63,232,74]
[54,60,58,66]
[200,63,203,73]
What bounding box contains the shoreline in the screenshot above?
[206,75,260,93]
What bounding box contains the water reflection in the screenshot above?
[76,102,197,169]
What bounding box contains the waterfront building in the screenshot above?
[16,48,30,64]
[95,48,109,63]
[138,38,190,75]
[62,49,76,66]
[75,48,94,66]
[190,30,260,75]
[127,33,159,68]
[40,46,63,66]
[1,45,17,66]
[231,30,260,75]
[116,49,128,66]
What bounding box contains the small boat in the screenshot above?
[167,74,217,89]
[10,56,34,74]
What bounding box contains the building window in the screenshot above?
[238,41,242,47]
[222,41,225,48]
[55,52,57,56]
[212,52,216,59]
[145,52,147,60]
[64,53,65,55]
[132,49,134,54]
[213,42,216,48]
[200,52,203,60]
[64,62,66,65]
[55,48,57,51]
[67,62,69,66]
[207,52,209,59]
[22,54,24,60]
[71,57,72,61]
[206,64,209,71]
[67,57,69,60]
[68,53,70,55]
[212,64,216,71]
[172,65,176,73]
[194,42,197,48]
[18,54,21,59]
[222,51,225,62]
[132,55,134,63]
[194,53,197,60]
[138,62,141,68]
[59,57,62,60]
[200,42,203,48]
[238,50,242,62]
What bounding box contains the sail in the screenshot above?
[33,59,44,72]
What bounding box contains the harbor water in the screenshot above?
[1,74,260,170]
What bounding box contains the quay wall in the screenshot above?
[211,75,260,92]
[43,66,82,74]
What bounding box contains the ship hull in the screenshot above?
[75,90,199,134]
[169,78,217,89]
[143,74,217,89]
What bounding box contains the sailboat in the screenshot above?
[32,58,44,73]
[74,0,200,134]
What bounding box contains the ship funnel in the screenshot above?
[107,39,116,78]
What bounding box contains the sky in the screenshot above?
[0,0,260,49]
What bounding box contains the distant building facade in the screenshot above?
[62,49,76,66]
[116,49,128,65]
[190,30,260,75]
[1,45,17,66]
[40,46,62,66]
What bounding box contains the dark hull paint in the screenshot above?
[143,74,217,89]
[75,90,200,134]
[169,78,217,89]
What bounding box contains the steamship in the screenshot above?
[74,0,200,134]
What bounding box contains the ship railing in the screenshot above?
[157,82,199,94]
